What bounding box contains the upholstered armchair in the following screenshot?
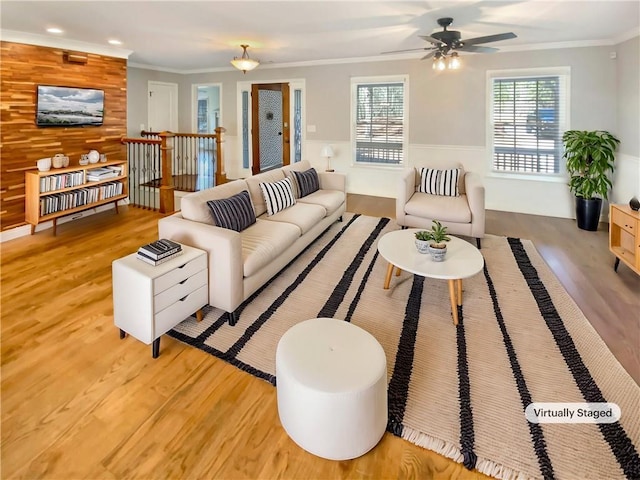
[396,162,485,248]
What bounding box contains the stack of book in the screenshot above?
[86,167,119,182]
[136,239,183,266]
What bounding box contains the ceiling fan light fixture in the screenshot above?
[231,45,259,73]
[448,52,461,69]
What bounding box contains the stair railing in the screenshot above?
[123,128,227,213]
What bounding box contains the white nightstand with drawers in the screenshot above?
[112,244,208,358]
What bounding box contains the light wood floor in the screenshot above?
[1,196,638,479]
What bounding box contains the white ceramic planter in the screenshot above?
[415,239,430,254]
[428,244,447,262]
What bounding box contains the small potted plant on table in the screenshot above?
[414,230,431,254]
[426,220,450,261]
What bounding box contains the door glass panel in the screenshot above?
[294,89,302,163]
[242,90,249,169]
[258,89,283,171]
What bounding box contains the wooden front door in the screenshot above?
[251,83,290,174]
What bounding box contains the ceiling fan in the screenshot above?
[383,17,517,61]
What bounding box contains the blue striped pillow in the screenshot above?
[418,168,460,197]
[259,177,296,216]
[293,168,320,198]
[206,190,256,231]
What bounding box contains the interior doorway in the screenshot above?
[194,84,221,133]
[251,83,290,174]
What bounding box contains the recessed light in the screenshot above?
[108,39,122,45]
[47,28,63,34]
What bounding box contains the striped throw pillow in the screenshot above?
[206,190,256,232]
[293,168,320,198]
[418,168,460,197]
[259,177,296,216]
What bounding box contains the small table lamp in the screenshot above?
[321,145,335,172]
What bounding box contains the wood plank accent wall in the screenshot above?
[0,41,127,231]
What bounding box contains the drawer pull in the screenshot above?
[180,294,188,301]
[179,278,188,285]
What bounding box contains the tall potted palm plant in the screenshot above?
[562,130,620,231]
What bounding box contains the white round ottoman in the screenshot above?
[276,318,387,460]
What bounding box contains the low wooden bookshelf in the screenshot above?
[25,160,128,236]
[609,203,640,275]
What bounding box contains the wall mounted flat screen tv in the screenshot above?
[36,85,104,127]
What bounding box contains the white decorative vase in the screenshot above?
[415,239,430,254]
[37,157,51,172]
[428,244,447,262]
[88,150,100,164]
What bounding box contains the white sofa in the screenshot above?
[158,160,346,325]
[396,161,485,248]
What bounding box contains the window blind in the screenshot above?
[492,76,565,174]
[355,83,404,165]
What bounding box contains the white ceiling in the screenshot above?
[1,1,639,73]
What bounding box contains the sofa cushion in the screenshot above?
[297,189,345,215]
[263,202,326,235]
[259,177,296,216]
[418,168,460,197]
[281,159,312,175]
[206,190,256,232]
[246,169,286,217]
[285,171,301,198]
[241,219,301,277]
[181,179,249,224]
[405,192,471,223]
[282,161,313,198]
[293,168,320,198]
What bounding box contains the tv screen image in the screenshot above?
[36,85,104,127]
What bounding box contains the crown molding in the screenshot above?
[0,30,132,59]
[613,26,640,44]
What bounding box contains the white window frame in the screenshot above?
[486,67,570,181]
[350,75,409,168]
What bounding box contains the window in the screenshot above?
[489,68,569,175]
[352,76,408,166]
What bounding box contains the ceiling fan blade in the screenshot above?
[461,32,517,46]
[418,35,444,46]
[457,45,499,53]
[381,47,434,55]
[421,50,437,60]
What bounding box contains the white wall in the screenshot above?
[613,35,640,206]
[127,38,639,219]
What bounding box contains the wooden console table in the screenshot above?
[609,204,640,275]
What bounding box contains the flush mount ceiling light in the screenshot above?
[46,27,63,34]
[230,44,259,74]
[108,39,122,45]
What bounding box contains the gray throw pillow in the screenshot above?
[293,168,320,198]
[206,190,256,231]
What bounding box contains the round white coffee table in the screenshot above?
[377,229,484,325]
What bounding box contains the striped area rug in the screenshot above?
[169,214,640,480]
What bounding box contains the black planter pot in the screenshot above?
[575,197,602,231]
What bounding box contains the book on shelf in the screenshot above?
[138,239,182,260]
[86,167,119,181]
[136,249,183,266]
